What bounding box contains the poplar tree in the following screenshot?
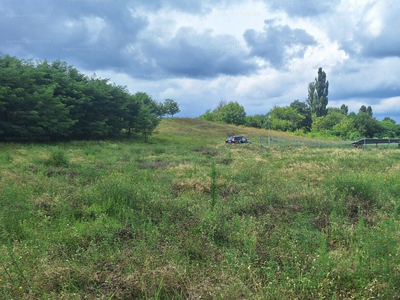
[307,67,329,117]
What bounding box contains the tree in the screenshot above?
[199,109,218,122]
[353,112,382,138]
[307,67,329,117]
[134,104,161,142]
[333,119,355,138]
[134,92,164,117]
[163,98,180,117]
[312,110,346,136]
[340,104,348,115]
[306,83,315,115]
[379,120,398,138]
[290,100,312,131]
[0,54,163,141]
[123,95,141,137]
[359,105,373,116]
[359,105,367,114]
[219,101,246,125]
[383,117,396,124]
[367,106,373,116]
[245,115,264,128]
[268,106,304,132]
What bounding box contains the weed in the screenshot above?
[45,147,69,167]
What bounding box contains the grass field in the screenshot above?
[1,118,400,299]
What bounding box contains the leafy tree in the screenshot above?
[268,106,304,132]
[312,111,345,133]
[333,119,355,138]
[134,92,164,117]
[134,104,161,142]
[199,109,218,122]
[306,83,315,114]
[219,101,246,126]
[163,98,180,117]
[122,95,141,137]
[307,67,329,117]
[328,107,347,115]
[379,120,398,138]
[359,105,373,116]
[353,112,382,138]
[340,104,349,115]
[0,54,163,141]
[383,117,396,124]
[367,106,373,116]
[349,131,362,140]
[359,105,367,114]
[290,100,312,131]
[245,115,264,128]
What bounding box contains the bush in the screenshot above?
[46,147,69,167]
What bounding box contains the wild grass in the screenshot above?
[1,118,400,299]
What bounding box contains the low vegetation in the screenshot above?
[1,118,400,299]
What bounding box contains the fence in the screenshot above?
[258,136,400,149]
[258,135,349,149]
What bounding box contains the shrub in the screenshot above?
[46,147,69,167]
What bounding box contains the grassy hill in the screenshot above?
[1,118,400,299]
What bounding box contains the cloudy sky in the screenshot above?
[1,0,400,121]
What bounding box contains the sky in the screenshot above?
[1,0,400,121]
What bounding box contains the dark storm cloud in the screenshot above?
[358,30,400,59]
[0,0,255,78]
[331,87,400,101]
[267,0,340,17]
[140,27,259,79]
[244,19,316,69]
[0,0,149,71]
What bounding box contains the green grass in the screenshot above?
[1,118,400,299]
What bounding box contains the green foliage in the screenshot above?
[290,100,312,132]
[307,67,329,117]
[359,105,373,116]
[199,109,218,122]
[45,147,69,167]
[134,104,161,142]
[312,111,346,134]
[219,101,246,125]
[340,104,349,115]
[349,131,362,140]
[333,118,355,138]
[245,115,264,128]
[163,98,180,117]
[352,112,382,138]
[379,120,399,138]
[0,54,162,142]
[269,105,305,132]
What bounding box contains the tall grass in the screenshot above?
[1,118,400,299]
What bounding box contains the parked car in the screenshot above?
[225,136,252,144]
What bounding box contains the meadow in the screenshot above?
[1,118,400,299]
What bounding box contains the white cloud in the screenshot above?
[2,0,400,121]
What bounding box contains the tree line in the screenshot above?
[200,68,399,139]
[0,54,180,142]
